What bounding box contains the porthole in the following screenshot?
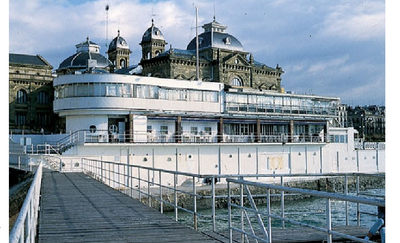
[89,125,97,133]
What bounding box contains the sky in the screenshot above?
[8,0,387,106]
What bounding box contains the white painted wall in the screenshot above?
[63,143,385,181]
[66,115,108,134]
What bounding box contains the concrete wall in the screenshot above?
[60,142,385,187]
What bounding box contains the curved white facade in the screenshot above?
[54,73,339,144]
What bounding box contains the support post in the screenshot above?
[175,116,182,143]
[326,198,332,243]
[217,117,224,143]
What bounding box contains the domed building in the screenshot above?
[107,30,132,70]
[140,19,167,60]
[57,37,112,74]
[139,18,284,91]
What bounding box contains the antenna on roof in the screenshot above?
[105,4,109,57]
[195,6,200,81]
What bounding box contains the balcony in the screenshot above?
[82,130,327,144]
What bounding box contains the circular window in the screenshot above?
[109,124,118,133]
[89,125,97,133]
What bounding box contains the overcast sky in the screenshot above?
[9,0,387,106]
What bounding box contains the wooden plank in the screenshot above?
[38,172,220,243]
[204,225,370,243]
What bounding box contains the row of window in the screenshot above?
[15,90,50,104]
[15,112,52,126]
[54,83,219,103]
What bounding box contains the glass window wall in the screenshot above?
[54,83,218,103]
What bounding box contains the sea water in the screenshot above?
[165,188,385,232]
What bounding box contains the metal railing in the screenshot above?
[9,162,43,243]
[22,130,83,155]
[226,178,385,243]
[81,158,384,235]
[81,129,328,144]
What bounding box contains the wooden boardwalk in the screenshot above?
[38,171,221,243]
[38,171,372,243]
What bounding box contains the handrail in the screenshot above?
[226,178,384,243]
[81,158,384,235]
[9,162,43,243]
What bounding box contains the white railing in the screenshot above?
[226,178,385,243]
[81,158,384,235]
[355,141,385,150]
[81,129,328,144]
[9,162,43,243]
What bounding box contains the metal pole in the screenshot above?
[356,176,360,226]
[240,182,244,243]
[345,175,349,226]
[193,175,197,230]
[174,174,178,222]
[159,171,163,214]
[228,181,233,243]
[280,176,285,229]
[267,188,272,243]
[138,168,141,201]
[212,176,216,231]
[195,6,200,81]
[148,169,151,207]
[326,198,332,243]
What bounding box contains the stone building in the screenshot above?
[9,54,57,134]
[346,105,385,141]
[138,18,284,91]
[107,30,132,70]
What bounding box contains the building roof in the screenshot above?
[57,37,111,73]
[108,30,130,53]
[187,19,244,52]
[141,20,165,43]
[9,53,53,68]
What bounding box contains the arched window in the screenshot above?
[230,77,243,87]
[37,91,49,104]
[120,59,126,68]
[16,89,27,103]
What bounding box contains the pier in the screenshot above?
[10,160,384,243]
[38,171,219,243]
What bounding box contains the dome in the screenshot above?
[186,19,244,52]
[57,37,112,73]
[187,32,244,51]
[108,30,130,53]
[141,19,165,43]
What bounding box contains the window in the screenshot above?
[160,126,168,135]
[120,59,126,68]
[230,77,242,86]
[15,112,26,125]
[190,127,198,135]
[37,91,49,104]
[147,125,153,133]
[89,125,97,133]
[16,89,27,103]
[37,113,50,126]
[106,84,117,96]
[204,127,212,135]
